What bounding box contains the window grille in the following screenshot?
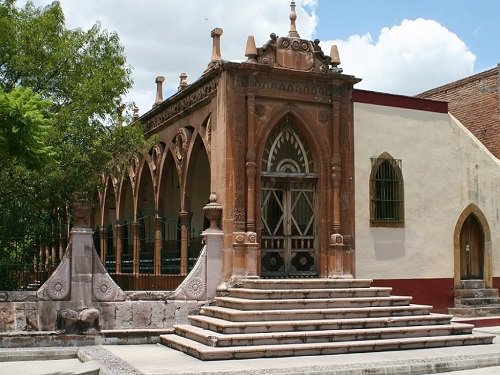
[370,156,404,227]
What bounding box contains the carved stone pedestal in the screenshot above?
[328,234,353,279]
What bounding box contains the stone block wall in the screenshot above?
[0,291,204,332]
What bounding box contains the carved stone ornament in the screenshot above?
[234,232,245,245]
[318,109,329,123]
[37,242,72,301]
[149,143,163,190]
[173,127,192,178]
[205,117,212,153]
[246,232,257,244]
[255,104,265,118]
[92,245,126,302]
[203,192,222,230]
[330,233,344,246]
[170,246,207,301]
[129,155,141,193]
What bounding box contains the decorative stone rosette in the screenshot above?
[170,246,207,301]
[36,242,72,301]
[92,247,126,302]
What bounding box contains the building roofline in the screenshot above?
[417,65,499,97]
[353,89,448,113]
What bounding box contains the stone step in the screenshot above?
[226,287,393,300]
[455,297,500,307]
[454,288,499,299]
[160,332,495,361]
[449,306,500,318]
[173,323,474,347]
[459,280,486,289]
[240,278,373,290]
[200,304,434,322]
[188,313,455,334]
[214,296,412,310]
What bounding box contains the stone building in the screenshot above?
[93,6,500,315]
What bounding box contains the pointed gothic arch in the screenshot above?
[258,115,318,277]
[369,152,404,227]
[453,204,492,287]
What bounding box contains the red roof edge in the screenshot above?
[353,89,448,114]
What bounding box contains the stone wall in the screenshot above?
[0,290,204,332]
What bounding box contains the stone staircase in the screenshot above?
[160,279,495,360]
[449,279,500,317]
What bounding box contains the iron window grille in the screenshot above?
[370,156,404,227]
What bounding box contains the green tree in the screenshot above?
[0,86,54,169]
[0,0,150,288]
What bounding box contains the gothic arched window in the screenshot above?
[370,154,404,227]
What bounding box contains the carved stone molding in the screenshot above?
[144,77,219,133]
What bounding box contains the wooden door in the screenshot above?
[460,215,483,279]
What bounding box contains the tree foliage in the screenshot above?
[0,0,151,280]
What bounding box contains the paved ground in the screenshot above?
[3,327,500,375]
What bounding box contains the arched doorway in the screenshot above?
[453,204,492,287]
[459,214,484,280]
[260,116,317,277]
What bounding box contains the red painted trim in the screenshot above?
[353,89,448,114]
[371,278,454,313]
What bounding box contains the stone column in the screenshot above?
[179,210,192,276]
[154,215,162,275]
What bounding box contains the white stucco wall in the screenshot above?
[354,102,500,280]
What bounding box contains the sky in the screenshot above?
[19,0,500,117]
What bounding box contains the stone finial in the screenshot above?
[178,73,188,92]
[210,28,223,61]
[132,102,139,120]
[203,192,222,230]
[288,1,300,38]
[330,45,341,66]
[154,76,165,107]
[245,35,258,63]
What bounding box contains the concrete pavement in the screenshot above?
[3,327,500,374]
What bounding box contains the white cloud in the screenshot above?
[26,0,317,115]
[17,2,476,107]
[321,18,476,95]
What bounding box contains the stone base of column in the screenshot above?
[328,233,353,279]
